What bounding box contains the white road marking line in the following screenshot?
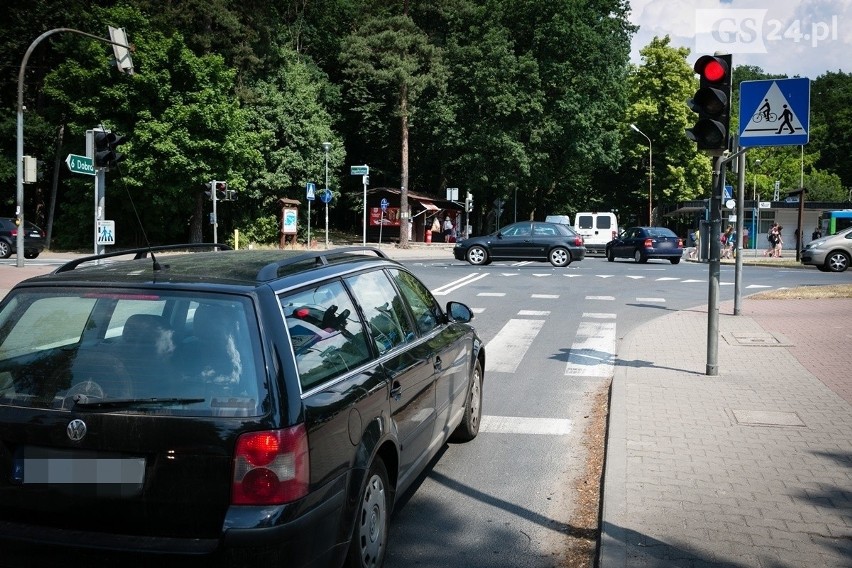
[472,307,486,313]
[626,275,644,279]
[656,277,680,281]
[478,292,505,297]
[596,275,614,278]
[479,416,573,435]
[681,279,705,283]
[518,310,551,316]
[485,319,545,373]
[746,284,773,288]
[564,274,581,278]
[532,273,552,277]
[512,261,534,267]
[432,273,489,296]
[582,312,617,319]
[501,273,520,276]
[531,294,559,299]
[565,321,616,377]
[636,297,666,303]
[585,295,615,300]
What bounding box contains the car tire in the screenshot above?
[466,246,488,266]
[826,251,850,273]
[670,257,681,265]
[24,250,40,259]
[606,249,615,262]
[0,240,11,259]
[817,264,830,272]
[549,247,571,267]
[634,249,646,263]
[451,359,482,442]
[347,457,390,568]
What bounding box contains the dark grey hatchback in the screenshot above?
[0,245,484,568]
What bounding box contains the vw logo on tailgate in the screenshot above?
[66,419,87,441]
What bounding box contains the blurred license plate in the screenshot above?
[14,447,145,487]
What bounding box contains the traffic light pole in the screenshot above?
[94,168,106,256]
[212,181,219,244]
[705,146,748,376]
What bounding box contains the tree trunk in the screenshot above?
[191,191,204,243]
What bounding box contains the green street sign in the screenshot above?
[65,154,95,176]
[350,165,369,176]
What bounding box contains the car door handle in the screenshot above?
[390,381,402,401]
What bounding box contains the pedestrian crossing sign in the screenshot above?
[739,78,810,147]
[97,220,116,245]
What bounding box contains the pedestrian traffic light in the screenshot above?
[93,129,128,169]
[465,192,473,212]
[686,54,732,154]
[208,180,228,200]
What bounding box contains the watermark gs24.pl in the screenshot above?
[696,10,839,53]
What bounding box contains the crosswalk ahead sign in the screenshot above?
[739,78,810,147]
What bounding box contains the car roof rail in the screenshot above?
[256,247,390,281]
[53,243,232,273]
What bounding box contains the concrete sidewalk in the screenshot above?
[600,298,852,567]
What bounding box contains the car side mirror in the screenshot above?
[446,301,473,323]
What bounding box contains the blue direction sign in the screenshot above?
[739,78,810,147]
[65,154,95,176]
[319,189,333,204]
[306,182,316,200]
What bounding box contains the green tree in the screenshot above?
[340,12,442,247]
[627,36,712,215]
[41,5,262,247]
[811,71,852,188]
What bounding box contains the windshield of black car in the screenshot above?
[0,289,264,416]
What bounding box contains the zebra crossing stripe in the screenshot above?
[479,416,572,435]
[564,321,616,377]
[485,319,545,373]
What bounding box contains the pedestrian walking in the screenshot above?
[721,226,734,259]
[811,226,822,241]
[773,225,784,257]
[763,223,779,256]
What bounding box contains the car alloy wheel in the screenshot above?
[826,251,850,273]
[466,246,488,265]
[634,249,646,263]
[606,249,615,262]
[0,241,11,259]
[549,247,570,267]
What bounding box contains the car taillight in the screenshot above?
[643,238,653,248]
[10,229,16,237]
[611,231,617,240]
[232,425,309,505]
[678,238,684,247]
[574,236,584,246]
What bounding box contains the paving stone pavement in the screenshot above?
[601,297,852,567]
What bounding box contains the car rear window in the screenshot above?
[0,290,264,416]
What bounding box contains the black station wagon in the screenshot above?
[0,245,484,568]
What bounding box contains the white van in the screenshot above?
[544,214,571,226]
[574,212,618,255]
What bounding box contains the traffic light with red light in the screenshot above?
[686,54,732,153]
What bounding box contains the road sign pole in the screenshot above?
[362,177,367,246]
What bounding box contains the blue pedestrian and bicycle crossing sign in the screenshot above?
[380,198,389,211]
[739,78,810,147]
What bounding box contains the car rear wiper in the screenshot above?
[71,396,205,410]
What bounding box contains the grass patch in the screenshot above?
[751,284,852,300]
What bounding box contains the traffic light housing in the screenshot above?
[686,54,732,153]
[465,192,473,212]
[93,130,127,169]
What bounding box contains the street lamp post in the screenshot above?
[322,142,331,249]
[630,124,653,226]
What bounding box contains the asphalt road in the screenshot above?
[383,255,848,568]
